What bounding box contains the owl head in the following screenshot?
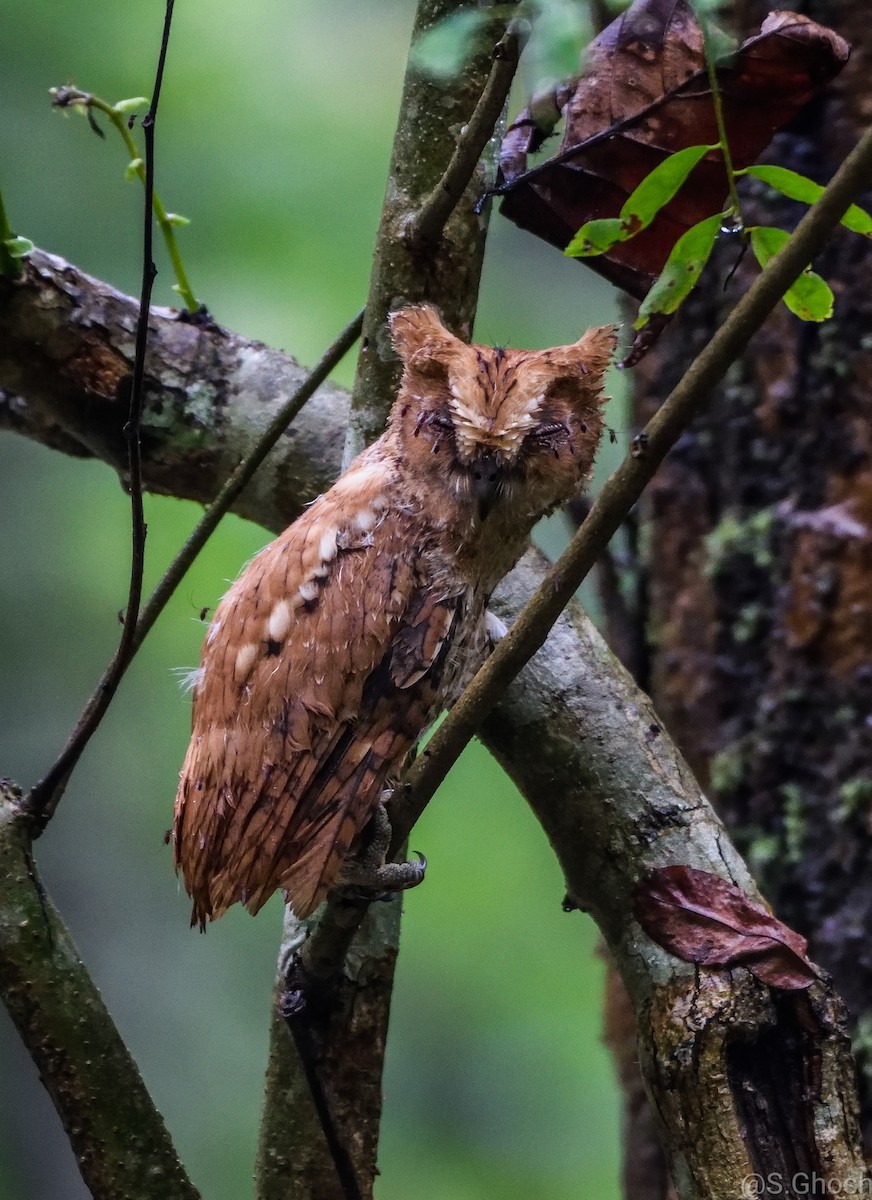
[389,305,617,524]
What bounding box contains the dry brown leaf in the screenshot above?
[634,864,818,990]
[497,0,850,304]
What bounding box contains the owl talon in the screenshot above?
[334,848,427,901]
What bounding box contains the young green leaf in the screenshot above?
[114,96,150,115]
[164,212,191,227]
[125,157,144,182]
[634,213,722,329]
[741,164,872,238]
[565,217,625,257]
[749,225,834,321]
[566,144,717,259]
[620,143,716,233]
[4,235,34,259]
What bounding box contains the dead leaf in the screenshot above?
[496,0,850,350]
[634,864,818,990]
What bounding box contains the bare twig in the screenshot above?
[302,115,872,979]
[22,308,363,832]
[389,116,872,838]
[409,20,528,245]
[23,1,177,829]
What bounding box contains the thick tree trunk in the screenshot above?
[631,0,872,1147]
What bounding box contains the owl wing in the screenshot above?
[173,459,462,924]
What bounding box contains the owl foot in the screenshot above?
[334,800,427,901]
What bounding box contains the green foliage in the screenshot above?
[741,164,872,237]
[566,143,715,257]
[413,1,592,89]
[749,226,834,321]
[633,213,721,329]
[562,5,872,336]
[411,7,492,77]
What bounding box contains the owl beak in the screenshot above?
[471,453,503,521]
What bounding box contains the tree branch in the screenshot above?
[0,782,200,1200]
[408,20,528,247]
[256,1,523,1193]
[0,250,350,531]
[483,556,867,1196]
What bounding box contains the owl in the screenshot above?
[173,306,616,925]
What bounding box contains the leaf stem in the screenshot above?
[50,86,199,311]
[698,8,743,224]
[0,186,21,278]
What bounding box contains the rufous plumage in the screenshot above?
[173,306,616,925]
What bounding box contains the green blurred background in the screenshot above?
[0,2,626,1197]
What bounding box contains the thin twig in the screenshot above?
[409,20,528,245]
[390,118,872,838]
[23,308,363,831]
[302,115,872,980]
[21,2,177,829]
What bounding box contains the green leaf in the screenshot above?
[620,144,716,233]
[565,217,625,257]
[114,96,149,114]
[566,144,717,258]
[634,214,722,328]
[4,235,34,259]
[741,165,872,238]
[125,157,144,182]
[164,212,191,227]
[411,9,489,78]
[749,226,834,321]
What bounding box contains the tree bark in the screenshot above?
[0,783,199,1200]
[630,0,872,1156]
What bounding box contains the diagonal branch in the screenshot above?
[24,0,177,827]
[0,782,200,1200]
[298,115,872,985]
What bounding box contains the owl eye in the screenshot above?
[428,411,454,432]
[415,409,454,437]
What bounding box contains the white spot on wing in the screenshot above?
[318,527,338,563]
[353,508,377,533]
[234,643,257,683]
[268,599,291,641]
[298,580,320,603]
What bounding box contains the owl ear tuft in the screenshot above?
[550,324,618,384]
[389,305,461,363]
[517,324,618,398]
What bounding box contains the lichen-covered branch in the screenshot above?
[0,783,199,1200]
[0,249,349,532]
